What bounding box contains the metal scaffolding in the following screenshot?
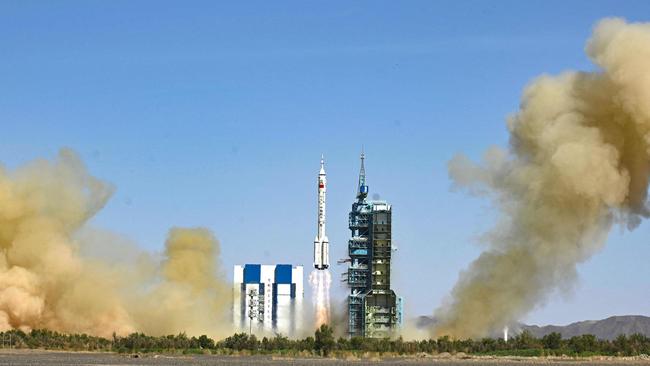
[345,152,401,338]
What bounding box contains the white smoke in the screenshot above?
[309,269,331,328]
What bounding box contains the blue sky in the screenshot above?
[1,1,649,326]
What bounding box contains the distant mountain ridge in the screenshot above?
[521,315,650,340]
[415,315,650,340]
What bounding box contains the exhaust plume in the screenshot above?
[0,149,229,337]
[434,18,650,338]
[309,269,331,328]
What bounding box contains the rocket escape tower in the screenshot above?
[346,151,401,338]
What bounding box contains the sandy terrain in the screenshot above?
[1,350,649,366]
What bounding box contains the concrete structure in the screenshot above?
[345,152,402,338]
[233,264,303,336]
[313,155,329,270]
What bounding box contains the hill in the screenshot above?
[522,315,650,340]
[415,315,650,340]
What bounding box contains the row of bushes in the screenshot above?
[1,326,649,357]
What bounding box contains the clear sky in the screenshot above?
[1,1,649,326]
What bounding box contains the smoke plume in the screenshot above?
[0,149,229,337]
[309,269,331,328]
[434,18,650,338]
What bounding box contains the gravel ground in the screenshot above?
[1,350,650,366]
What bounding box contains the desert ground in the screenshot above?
[1,350,650,366]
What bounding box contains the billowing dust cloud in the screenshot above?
[0,149,229,337]
[434,18,650,338]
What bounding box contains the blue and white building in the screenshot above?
[233,264,303,335]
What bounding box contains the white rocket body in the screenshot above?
[314,156,329,270]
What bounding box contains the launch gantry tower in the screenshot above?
[345,151,402,338]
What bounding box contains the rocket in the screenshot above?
[314,155,329,270]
